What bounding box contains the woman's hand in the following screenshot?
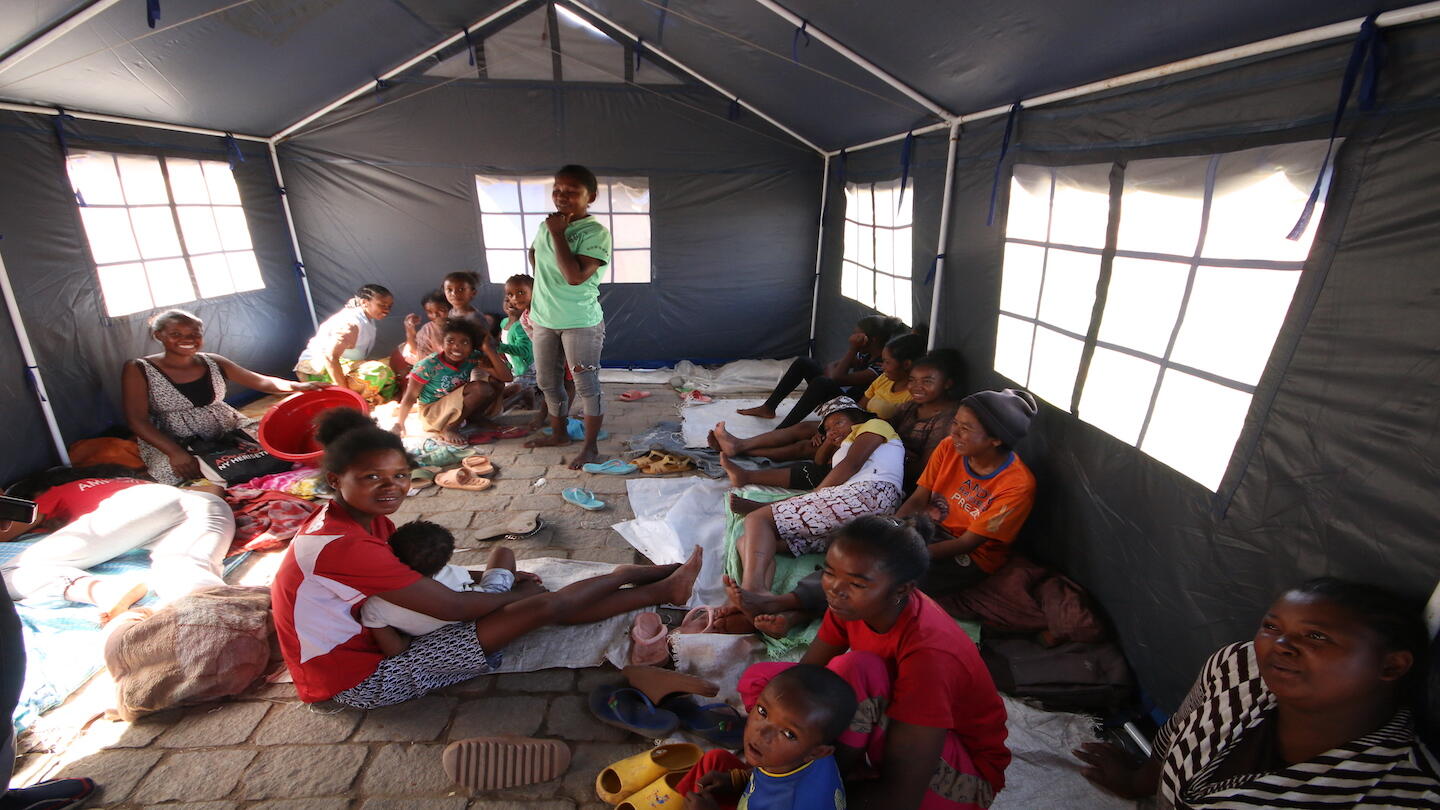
[167,451,202,481]
[1073,743,1155,799]
[291,380,326,392]
[545,211,572,236]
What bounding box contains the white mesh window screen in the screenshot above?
[994,140,1334,489]
[66,150,262,318]
[841,180,913,323]
[475,174,652,284]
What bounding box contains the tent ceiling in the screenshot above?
[0,0,1425,147]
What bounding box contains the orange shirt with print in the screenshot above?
[916,441,1036,572]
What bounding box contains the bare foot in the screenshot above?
[660,545,703,605]
[723,574,795,618]
[728,494,764,516]
[712,422,744,456]
[438,428,466,446]
[754,610,807,638]
[711,605,756,634]
[736,405,775,419]
[525,432,571,449]
[718,453,749,487]
[567,444,600,470]
[613,561,682,585]
[707,430,720,451]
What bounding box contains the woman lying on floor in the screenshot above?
[270,408,701,708]
[1075,577,1440,808]
[737,316,910,428]
[0,465,234,618]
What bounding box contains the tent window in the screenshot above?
[65,150,263,318]
[842,180,912,324]
[995,141,1333,490]
[474,175,651,284]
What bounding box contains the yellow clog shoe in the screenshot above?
[595,743,702,804]
[616,772,687,809]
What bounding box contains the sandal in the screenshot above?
[595,743,703,804]
[469,510,543,543]
[677,605,717,634]
[622,664,719,705]
[619,390,653,402]
[582,459,638,475]
[587,684,680,737]
[435,468,494,491]
[640,452,693,475]
[409,467,438,490]
[629,612,669,666]
[561,488,606,511]
[461,456,497,476]
[660,695,746,749]
[442,736,571,792]
[1,777,96,810]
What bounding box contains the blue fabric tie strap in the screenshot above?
[792,20,810,62]
[727,98,740,121]
[822,148,847,222]
[897,131,915,211]
[294,262,307,279]
[1288,14,1383,240]
[52,108,83,205]
[635,37,645,72]
[375,78,391,94]
[924,252,945,286]
[987,102,1022,227]
[147,0,161,29]
[464,26,476,67]
[223,134,245,170]
[656,0,671,45]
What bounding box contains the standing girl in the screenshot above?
[270,408,700,708]
[122,309,320,485]
[523,165,612,469]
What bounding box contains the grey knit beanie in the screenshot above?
[960,388,1038,447]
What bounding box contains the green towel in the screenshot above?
[723,485,827,659]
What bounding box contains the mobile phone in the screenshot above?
[0,495,38,524]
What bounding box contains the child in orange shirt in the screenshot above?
[896,388,1038,594]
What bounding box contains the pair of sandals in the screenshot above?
[434,456,499,491]
[634,450,694,475]
[589,665,745,748]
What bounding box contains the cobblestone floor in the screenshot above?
[18,382,704,810]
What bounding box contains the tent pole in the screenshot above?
[833,0,1440,156]
[0,0,126,78]
[748,0,953,121]
[807,153,832,352]
[0,101,267,142]
[272,0,532,142]
[267,140,318,331]
[925,119,961,350]
[558,1,826,155]
[0,248,70,466]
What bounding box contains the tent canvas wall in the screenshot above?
[1,0,1438,716]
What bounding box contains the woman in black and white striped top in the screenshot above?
[1074,578,1439,808]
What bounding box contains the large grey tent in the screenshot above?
[2,0,1437,715]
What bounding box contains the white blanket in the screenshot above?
[678,397,798,449]
[612,477,731,608]
[486,557,639,673]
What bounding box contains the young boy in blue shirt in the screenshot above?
[681,664,857,810]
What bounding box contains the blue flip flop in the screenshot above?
[582,459,638,475]
[588,684,680,737]
[561,487,606,511]
[541,419,611,441]
[661,695,747,749]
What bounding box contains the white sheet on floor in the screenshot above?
[482,557,641,673]
[611,477,731,607]
[678,397,798,449]
[673,358,803,394]
[599,367,677,384]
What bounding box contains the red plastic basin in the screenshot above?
[257,386,370,463]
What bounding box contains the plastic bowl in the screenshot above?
[257,386,370,463]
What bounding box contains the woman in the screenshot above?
[270,408,701,708]
[888,348,963,491]
[122,309,321,485]
[782,516,1011,809]
[0,467,235,618]
[737,316,910,429]
[295,283,397,404]
[1074,578,1440,808]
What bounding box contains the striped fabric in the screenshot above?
[1155,641,1440,808]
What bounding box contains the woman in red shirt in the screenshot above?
[271,408,701,707]
[795,516,1012,810]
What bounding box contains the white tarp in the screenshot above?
[599,358,800,394]
[611,477,732,607]
[678,397,792,449]
[487,557,640,672]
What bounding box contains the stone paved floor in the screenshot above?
[18,382,706,810]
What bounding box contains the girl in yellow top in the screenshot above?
[860,332,924,420]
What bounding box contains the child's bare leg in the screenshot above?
[473,548,701,651]
[737,507,783,595]
[719,454,790,488]
[484,545,516,573]
[746,440,816,462]
[735,404,776,418]
[525,411,571,448]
